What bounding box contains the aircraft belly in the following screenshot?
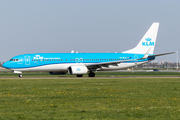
[12,64,71,72]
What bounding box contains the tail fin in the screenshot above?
[123,22,159,54]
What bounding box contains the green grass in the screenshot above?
[0,71,180,77]
[95,71,180,77]
[0,78,180,119]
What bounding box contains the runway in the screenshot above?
[0,76,180,79]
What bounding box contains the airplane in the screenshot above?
[2,22,174,78]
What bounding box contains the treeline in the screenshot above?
[137,62,179,68]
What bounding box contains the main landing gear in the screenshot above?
[19,74,23,78]
[76,75,83,77]
[76,72,95,77]
[88,72,95,77]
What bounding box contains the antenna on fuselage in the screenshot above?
[106,49,108,53]
[71,50,74,53]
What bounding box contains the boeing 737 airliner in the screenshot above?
[3,22,174,77]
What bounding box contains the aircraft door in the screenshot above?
[79,58,83,63]
[75,58,83,63]
[134,55,138,64]
[25,56,30,65]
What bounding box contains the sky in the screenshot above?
[0,0,180,62]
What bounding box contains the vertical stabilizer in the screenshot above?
[123,22,159,54]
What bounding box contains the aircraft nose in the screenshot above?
[2,62,11,69]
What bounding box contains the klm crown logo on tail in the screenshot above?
[142,37,154,46]
[145,37,151,41]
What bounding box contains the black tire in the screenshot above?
[88,72,95,77]
[19,74,23,78]
[76,75,83,77]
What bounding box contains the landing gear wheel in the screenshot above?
[76,75,83,77]
[19,74,23,78]
[88,72,95,77]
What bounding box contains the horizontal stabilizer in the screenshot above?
[148,52,175,57]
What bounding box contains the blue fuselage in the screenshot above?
[3,53,155,70]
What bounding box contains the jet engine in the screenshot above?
[49,72,67,75]
[68,65,88,75]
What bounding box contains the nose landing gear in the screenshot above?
[19,74,23,78]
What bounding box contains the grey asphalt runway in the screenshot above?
[0,77,180,79]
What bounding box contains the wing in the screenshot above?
[85,49,152,69]
[85,51,175,70]
[85,59,138,69]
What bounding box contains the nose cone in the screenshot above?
[2,61,11,69]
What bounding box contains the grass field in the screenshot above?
[0,71,180,78]
[0,77,180,119]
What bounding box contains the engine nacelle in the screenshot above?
[68,65,88,75]
[49,72,67,75]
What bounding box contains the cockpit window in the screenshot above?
[10,59,19,61]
